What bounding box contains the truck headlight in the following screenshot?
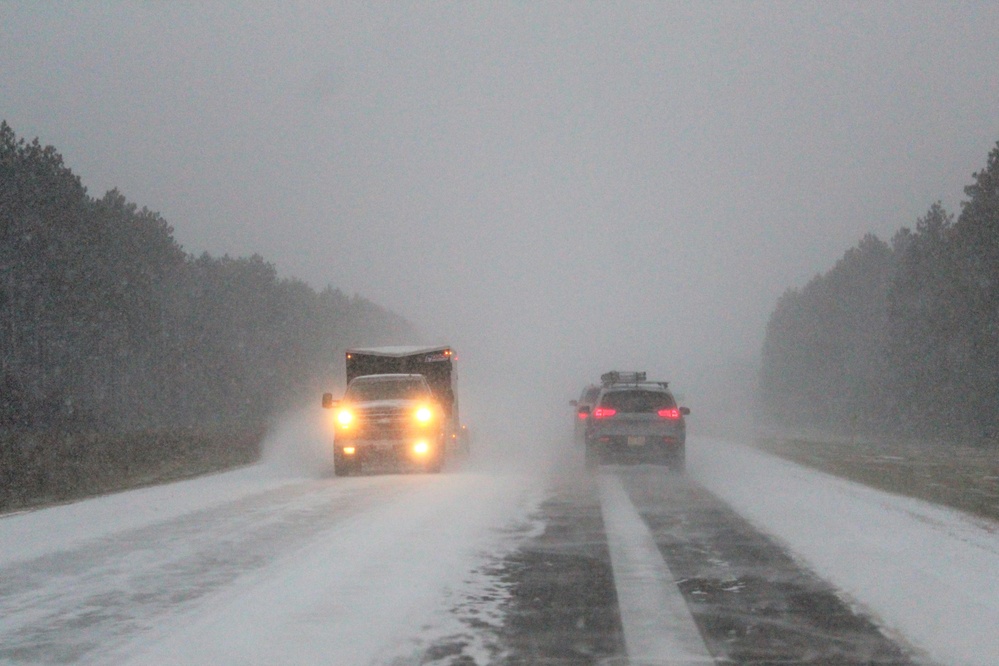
[336,408,354,427]
[415,406,433,423]
[413,440,430,456]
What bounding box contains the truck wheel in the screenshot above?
[334,458,355,477]
[426,452,444,473]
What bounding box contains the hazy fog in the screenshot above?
[4,2,999,440]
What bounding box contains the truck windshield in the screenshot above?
[345,378,431,401]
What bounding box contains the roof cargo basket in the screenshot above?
[601,371,646,386]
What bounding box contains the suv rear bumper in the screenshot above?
[585,435,685,468]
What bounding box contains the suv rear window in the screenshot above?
[599,389,676,413]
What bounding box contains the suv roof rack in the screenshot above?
[600,371,670,389]
[601,371,646,386]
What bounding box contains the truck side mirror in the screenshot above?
[322,393,335,409]
[569,399,578,407]
[680,406,690,416]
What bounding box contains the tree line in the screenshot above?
[761,140,999,443]
[0,121,418,432]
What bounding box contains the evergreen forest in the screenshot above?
[1,121,417,431]
[761,140,999,444]
[1,121,417,507]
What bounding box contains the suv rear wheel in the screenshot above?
[584,439,599,469]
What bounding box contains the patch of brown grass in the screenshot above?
[1,426,266,513]
[752,436,999,522]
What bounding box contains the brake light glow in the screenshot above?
[658,407,681,420]
[592,407,617,419]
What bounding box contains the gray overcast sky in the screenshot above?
[3,2,999,435]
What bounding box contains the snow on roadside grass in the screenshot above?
[0,408,326,566]
[689,436,999,666]
[753,435,999,521]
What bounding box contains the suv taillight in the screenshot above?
[592,406,617,419]
[658,407,681,420]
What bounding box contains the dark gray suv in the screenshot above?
[579,372,689,471]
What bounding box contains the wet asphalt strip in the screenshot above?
[618,466,927,665]
[487,471,627,665]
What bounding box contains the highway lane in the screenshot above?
[0,442,931,665]
[0,470,545,665]
[444,464,926,666]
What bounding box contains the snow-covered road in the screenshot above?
[2,413,998,665]
[0,413,549,665]
[0,466,545,665]
[690,438,999,666]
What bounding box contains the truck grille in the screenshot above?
[353,406,410,438]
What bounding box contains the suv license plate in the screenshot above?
[627,436,646,447]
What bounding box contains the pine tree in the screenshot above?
[953,142,999,440]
